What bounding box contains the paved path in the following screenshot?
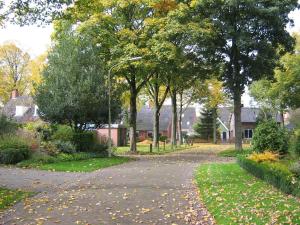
[0,148,232,225]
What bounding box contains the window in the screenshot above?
[148,132,153,138]
[15,106,28,117]
[244,129,253,139]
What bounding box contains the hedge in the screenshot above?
[237,156,300,197]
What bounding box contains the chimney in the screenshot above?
[11,89,19,99]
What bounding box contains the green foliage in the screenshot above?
[289,161,300,177]
[0,115,18,136]
[193,108,214,140]
[53,140,76,154]
[72,131,95,152]
[51,125,73,142]
[289,132,300,158]
[40,142,59,156]
[35,25,121,130]
[196,163,300,224]
[0,136,31,164]
[159,135,168,142]
[252,120,289,154]
[238,156,300,197]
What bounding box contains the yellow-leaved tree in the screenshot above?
[0,42,30,103]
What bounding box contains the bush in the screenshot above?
[252,120,289,154]
[52,125,74,142]
[289,161,300,177]
[53,140,76,154]
[289,131,300,158]
[72,131,100,151]
[41,142,60,156]
[238,156,300,197]
[159,135,168,142]
[0,136,31,164]
[36,123,54,141]
[248,151,279,163]
[0,115,18,136]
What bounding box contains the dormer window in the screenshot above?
[15,106,29,117]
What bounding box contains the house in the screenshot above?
[2,89,39,123]
[136,105,197,141]
[218,107,283,142]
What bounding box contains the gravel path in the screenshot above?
[0,148,233,225]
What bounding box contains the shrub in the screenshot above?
[52,125,74,142]
[252,120,289,154]
[289,161,300,177]
[72,131,96,152]
[238,156,300,197]
[0,136,31,164]
[41,142,60,156]
[36,123,55,141]
[289,131,300,158]
[0,115,18,136]
[17,152,57,167]
[159,135,168,142]
[248,151,279,163]
[53,140,76,154]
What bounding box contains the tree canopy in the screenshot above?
[36,26,121,131]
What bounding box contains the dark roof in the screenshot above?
[136,105,197,131]
[2,96,39,123]
[218,107,282,127]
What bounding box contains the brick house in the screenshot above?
[218,107,283,142]
[136,105,197,141]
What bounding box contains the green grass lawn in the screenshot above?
[38,157,131,172]
[217,147,253,157]
[195,163,300,224]
[0,188,31,210]
[115,144,194,155]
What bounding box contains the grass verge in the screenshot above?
[0,188,31,211]
[115,144,195,155]
[37,157,131,172]
[217,147,253,157]
[195,163,300,224]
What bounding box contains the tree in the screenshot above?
[250,34,300,124]
[272,33,300,110]
[0,42,30,103]
[193,108,214,141]
[36,27,121,132]
[193,0,299,150]
[145,75,169,148]
[28,53,47,95]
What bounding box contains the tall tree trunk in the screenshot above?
[178,92,183,145]
[213,108,217,144]
[171,89,177,148]
[153,103,160,148]
[234,92,243,150]
[129,86,137,152]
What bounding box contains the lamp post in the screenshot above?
[107,57,142,157]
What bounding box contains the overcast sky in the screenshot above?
[0,4,299,107]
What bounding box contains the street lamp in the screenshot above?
[107,56,142,157]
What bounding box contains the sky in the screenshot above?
[0,4,299,106]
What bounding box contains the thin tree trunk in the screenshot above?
[213,108,217,144]
[171,89,177,148]
[280,109,285,127]
[129,86,137,152]
[178,92,183,145]
[234,92,243,150]
[153,104,160,148]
